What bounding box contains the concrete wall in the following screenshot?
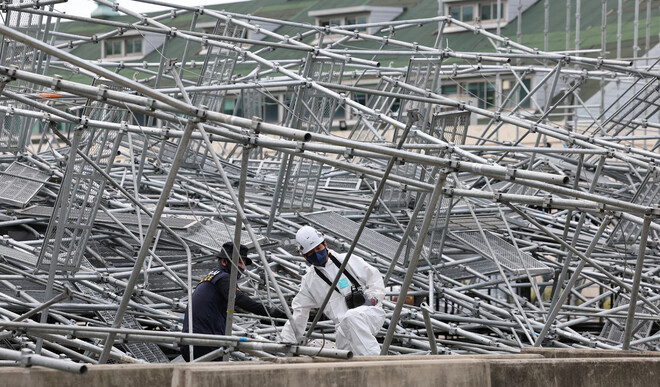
[1,350,660,387]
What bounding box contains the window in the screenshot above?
[447,2,505,23]
[333,104,346,120]
[481,4,492,20]
[125,38,142,55]
[131,112,146,126]
[518,78,531,108]
[353,92,367,106]
[223,98,243,117]
[222,95,282,122]
[462,6,474,22]
[486,83,496,107]
[502,78,531,109]
[264,97,279,122]
[481,2,504,21]
[318,14,369,31]
[449,5,474,22]
[320,18,342,27]
[466,82,496,109]
[346,15,367,32]
[103,37,144,58]
[467,83,481,106]
[104,40,122,57]
[441,84,458,95]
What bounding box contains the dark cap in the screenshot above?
[218,242,252,265]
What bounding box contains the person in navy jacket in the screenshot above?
[181,242,286,361]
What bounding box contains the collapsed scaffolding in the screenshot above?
[0,0,658,372]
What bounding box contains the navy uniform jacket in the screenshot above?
[182,265,276,336]
[180,265,285,361]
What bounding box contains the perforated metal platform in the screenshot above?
[320,176,362,191]
[300,211,401,263]
[74,258,170,363]
[178,220,266,253]
[0,244,38,266]
[17,206,196,229]
[437,258,500,280]
[0,162,49,207]
[599,296,660,349]
[449,230,552,276]
[446,213,511,231]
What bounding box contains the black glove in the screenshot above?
[268,307,287,319]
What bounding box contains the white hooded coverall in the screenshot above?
[280,249,386,356]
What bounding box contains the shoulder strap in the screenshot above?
[329,255,361,289]
[314,267,342,295]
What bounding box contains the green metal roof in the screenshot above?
[50,0,660,88]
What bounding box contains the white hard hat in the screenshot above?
[296,226,324,254]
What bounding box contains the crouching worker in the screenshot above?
[181,242,286,361]
[280,226,386,356]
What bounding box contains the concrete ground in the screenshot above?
[2,349,660,387]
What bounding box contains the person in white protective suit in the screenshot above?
[280,226,386,356]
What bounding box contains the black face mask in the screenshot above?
[306,247,328,267]
[221,261,244,279]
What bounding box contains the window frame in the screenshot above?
[447,1,506,23]
[102,37,144,59]
[125,37,143,56]
[448,4,474,22]
[317,13,369,32]
[104,40,122,58]
[480,2,505,21]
